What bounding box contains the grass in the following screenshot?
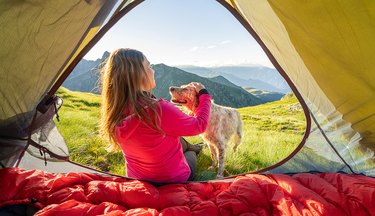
[55,87,306,180]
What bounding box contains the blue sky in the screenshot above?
[85,0,273,68]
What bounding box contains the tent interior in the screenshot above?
[0,0,374,215]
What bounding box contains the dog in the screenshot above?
[169,84,243,178]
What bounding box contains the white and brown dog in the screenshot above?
[169,84,243,178]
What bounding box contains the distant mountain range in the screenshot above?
[67,51,110,80]
[243,87,285,103]
[62,52,289,107]
[178,65,291,93]
[63,51,110,93]
[152,64,261,107]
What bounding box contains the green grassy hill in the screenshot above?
[55,87,306,180]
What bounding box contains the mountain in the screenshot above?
[63,67,101,93]
[62,52,110,93]
[178,65,291,93]
[210,77,285,103]
[152,64,262,107]
[62,60,262,107]
[244,87,284,103]
[208,75,240,89]
[176,65,213,77]
[217,72,284,93]
[212,66,290,91]
[67,51,110,79]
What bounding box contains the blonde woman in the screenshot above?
[100,48,211,183]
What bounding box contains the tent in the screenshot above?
[1,0,374,215]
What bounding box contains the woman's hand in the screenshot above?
[189,82,205,93]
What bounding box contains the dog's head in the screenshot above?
[169,84,199,113]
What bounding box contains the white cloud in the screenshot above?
[220,40,232,44]
[188,40,231,52]
[189,46,199,52]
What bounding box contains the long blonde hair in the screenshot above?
[100,48,161,149]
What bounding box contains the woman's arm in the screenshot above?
[160,93,211,136]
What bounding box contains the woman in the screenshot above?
[100,48,211,183]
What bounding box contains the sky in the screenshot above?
[85,0,274,68]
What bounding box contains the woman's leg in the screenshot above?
[180,137,199,180]
[180,137,189,152]
[180,137,203,154]
[184,151,197,181]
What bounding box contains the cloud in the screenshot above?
[189,46,199,52]
[220,40,232,44]
[188,40,231,52]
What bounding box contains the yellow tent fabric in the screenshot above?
[0,0,117,167]
[228,0,375,174]
[0,0,115,126]
[269,1,375,144]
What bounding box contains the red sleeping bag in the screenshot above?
[1,168,375,215]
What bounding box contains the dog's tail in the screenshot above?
[233,112,243,152]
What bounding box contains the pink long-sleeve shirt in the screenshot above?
[115,94,211,183]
